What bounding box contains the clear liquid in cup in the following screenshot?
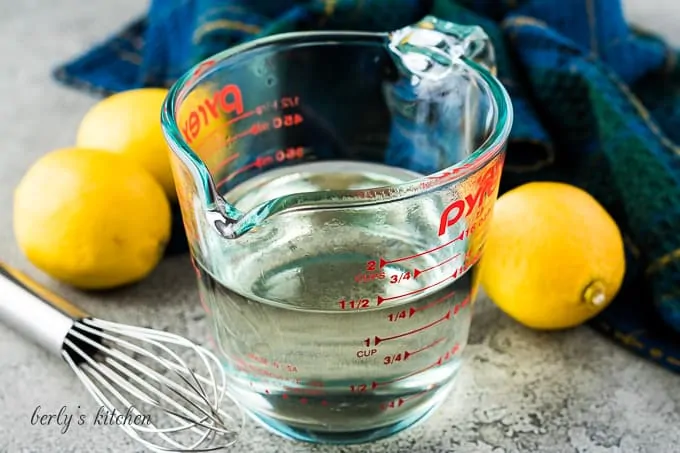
[195,162,477,444]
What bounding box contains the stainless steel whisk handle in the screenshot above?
[0,261,88,357]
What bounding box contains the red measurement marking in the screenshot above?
[379,228,466,269]
[380,254,481,306]
[214,153,240,170]
[264,389,270,394]
[367,310,451,347]
[321,400,328,406]
[338,298,370,310]
[356,348,378,358]
[407,290,456,319]
[255,96,300,113]
[300,398,308,404]
[349,384,368,393]
[246,353,268,365]
[377,269,459,305]
[371,345,460,389]
[242,354,298,373]
[372,360,440,389]
[355,271,386,284]
[216,153,274,188]
[236,363,290,380]
[388,271,412,284]
[226,109,257,125]
[282,394,289,400]
[282,386,325,396]
[275,146,304,162]
[405,337,446,360]
[413,253,461,279]
[272,113,303,129]
[383,337,444,365]
[453,294,471,315]
[380,391,429,411]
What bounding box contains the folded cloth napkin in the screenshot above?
[54,0,680,372]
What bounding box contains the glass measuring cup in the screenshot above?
[161,16,512,445]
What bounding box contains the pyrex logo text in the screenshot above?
[437,160,502,237]
[181,84,244,144]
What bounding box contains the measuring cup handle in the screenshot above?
[0,262,87,357]
[388,15,498,77]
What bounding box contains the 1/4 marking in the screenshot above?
[380,391,429,411]
[366,310,451,347]
[387,291,452,322]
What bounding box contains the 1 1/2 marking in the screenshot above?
[338,298,370,310]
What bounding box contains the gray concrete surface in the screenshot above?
[1,1,680,452]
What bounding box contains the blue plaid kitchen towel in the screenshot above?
[54,0,680,373]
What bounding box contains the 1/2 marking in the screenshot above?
[349,384,368,393]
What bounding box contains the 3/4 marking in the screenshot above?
[378,269,459,305]
[383,337,445,365]
[389,271,412,284]
[413,253,460,279]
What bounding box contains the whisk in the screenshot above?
[0,262,244,452]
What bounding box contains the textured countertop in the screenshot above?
[1,1,680,452]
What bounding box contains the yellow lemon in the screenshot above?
[75,88,176,201]
[479,182,625,330]
[13,148,171,290]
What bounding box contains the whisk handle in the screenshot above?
[0,262,88,357]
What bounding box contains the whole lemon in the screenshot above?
[479,182,625,330]
[13,148,171,290]
[75,88,176,201]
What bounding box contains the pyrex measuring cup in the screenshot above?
[161,16,512,444]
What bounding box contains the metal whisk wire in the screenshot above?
[0,262,245,453]
[62,318,245,452]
